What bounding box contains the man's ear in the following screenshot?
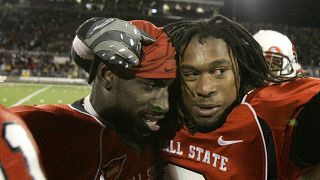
[97,63,113,90]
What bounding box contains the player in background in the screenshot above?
[159,15,320,179]
[9,18,176,179]
[0,104,46,180]
[253,30,308,77]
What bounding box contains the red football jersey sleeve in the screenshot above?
[247,77,320,127]
[0,105,46,180]
[245,77,320,179]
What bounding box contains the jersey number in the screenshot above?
[0,123,45,180]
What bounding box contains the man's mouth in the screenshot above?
[143,114,165,131]
[194,104,221,117]
[145,120,160,131]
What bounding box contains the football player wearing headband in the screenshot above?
[10,18,176,180]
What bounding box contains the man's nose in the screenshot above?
[152,87,169,114]
[196,74,217,97]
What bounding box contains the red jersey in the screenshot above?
[161,77,320,180]
[9,99,159,180]
[0,105,46,180]
[160,102,268,179]
[245,77,320,179]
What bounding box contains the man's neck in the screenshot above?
[83,95,102,119]
[83,95,152,153]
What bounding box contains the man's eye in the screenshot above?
[212,68,227,76]
[182,71,198,77]
[182,72,198,81]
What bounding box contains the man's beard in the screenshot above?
[99,107,154,142]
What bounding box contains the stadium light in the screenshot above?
[151,8,157,14]
[186,4,191,11]
[163,3,170,13]
[196,6,204,14]
[175,3,182,11]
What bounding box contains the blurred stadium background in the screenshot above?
[1,0,320,107]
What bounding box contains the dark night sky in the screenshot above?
[222,0,320,28]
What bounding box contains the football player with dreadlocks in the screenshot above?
[159,15,320,179]
[9,18,176,179]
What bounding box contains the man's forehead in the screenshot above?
[137,77,174,82]
[181,38,233,63]
[136,77,175,86]
[180,59,232,68]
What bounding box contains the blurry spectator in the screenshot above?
[0,4,319,77]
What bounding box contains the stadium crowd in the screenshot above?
[0,50,80,78]
[0,3,320,77]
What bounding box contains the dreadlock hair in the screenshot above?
[164,15,292,132]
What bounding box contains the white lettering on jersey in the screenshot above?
[162,140,229,173]
[163,140,183,156]
[188,145,195,159]
[212,153,220,168]
[220,156,228,171]
[202,150,211,164]
[195,147,204,161]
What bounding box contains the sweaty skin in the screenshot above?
[180,36,238,130]
[91,65,174,138]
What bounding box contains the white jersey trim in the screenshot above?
[67,100,104,126]
[241,102,268,180]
